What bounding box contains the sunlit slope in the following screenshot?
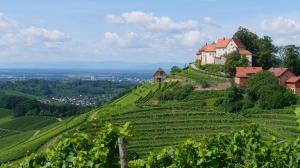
[85,71,299,158]
[0,108,88,163]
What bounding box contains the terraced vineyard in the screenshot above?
[0,108,88,163]
[86,74,299,159]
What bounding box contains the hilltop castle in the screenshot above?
[195,37,252,65]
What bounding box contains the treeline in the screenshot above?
[0,92,86,117]
[2,123,300,167]
[0,79,137,97]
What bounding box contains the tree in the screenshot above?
[224,51,248,76]
[255,36,279,69]
[170,66,181,75]
[233,27,279,69]
[246,71,296,109]
[222,85,244,113]
[283,45,300,75]
[233,27,259,54]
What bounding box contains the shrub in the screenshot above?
[170,66,181,75]
[246,71,297,109]
[224,51,248,76]
[158,84,193,101]
[200,80,210,88]
[222,85,244,113]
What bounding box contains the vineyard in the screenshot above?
[0,108,88,163]
[81,71,300,159]
[0,69,299,165]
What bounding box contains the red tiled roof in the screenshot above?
[216,38,231,48]
[236,67,263,77]
[198,43,216,52]
[197,37,247,53]
[268,68,290,77]
[239,50,252,55]
[232,38,246,49]
[286,76,300,83]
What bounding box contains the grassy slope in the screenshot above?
[85,70,299,159]
[170,67,228,84]
[0,109,88,163]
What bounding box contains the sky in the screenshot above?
[0,0,300,69]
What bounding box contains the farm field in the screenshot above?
[0,108,88,163]
[85,70,300,159]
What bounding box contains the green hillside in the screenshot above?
[81,69,299,159]
[0,108,88,163]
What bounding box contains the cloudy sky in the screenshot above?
[0,0,300,69]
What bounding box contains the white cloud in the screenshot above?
[106,11,199,32]
[20,27,70,47]
[175,30,205,47]
[260,17,300,34]
[105,14,123,24]
[0,13,70,49]
[0,13,18,29]
[103,32,138,47]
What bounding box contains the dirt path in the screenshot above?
[28,130,40,141]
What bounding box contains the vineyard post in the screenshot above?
[118,137,128,168]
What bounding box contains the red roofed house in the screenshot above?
[235,67,263,87]
[196,37,252,65]
[269,68,295,86]
[286,77,300,94]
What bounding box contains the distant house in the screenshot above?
[235,67,263,87]
[196,37,252,65]
[152,67,166,82]
[235,66,300,94]
[286,77,300,94]
[269,68,295,86]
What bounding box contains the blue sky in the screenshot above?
[0,0,300,69]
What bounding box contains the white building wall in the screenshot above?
[216,48,226,57]
[201,52,216,65]
[214,56,226,65]
[226,40,239,53]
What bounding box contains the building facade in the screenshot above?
[196,38,252,65]
[269,68,295,86]
[235,67,263,87]
[286,77,300,94]
[152,67,166,82]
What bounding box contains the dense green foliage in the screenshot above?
[221,71,296,112]
[283,45,300,75]
[1,122,132,168]
[221,85,244,113]
[3,123,300,168]
[0,92,85,117]
[233,27,279,69]
[224,51,248,76]
[170,66,181,75]
[129,124,300,168]
[246,71,296,109]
